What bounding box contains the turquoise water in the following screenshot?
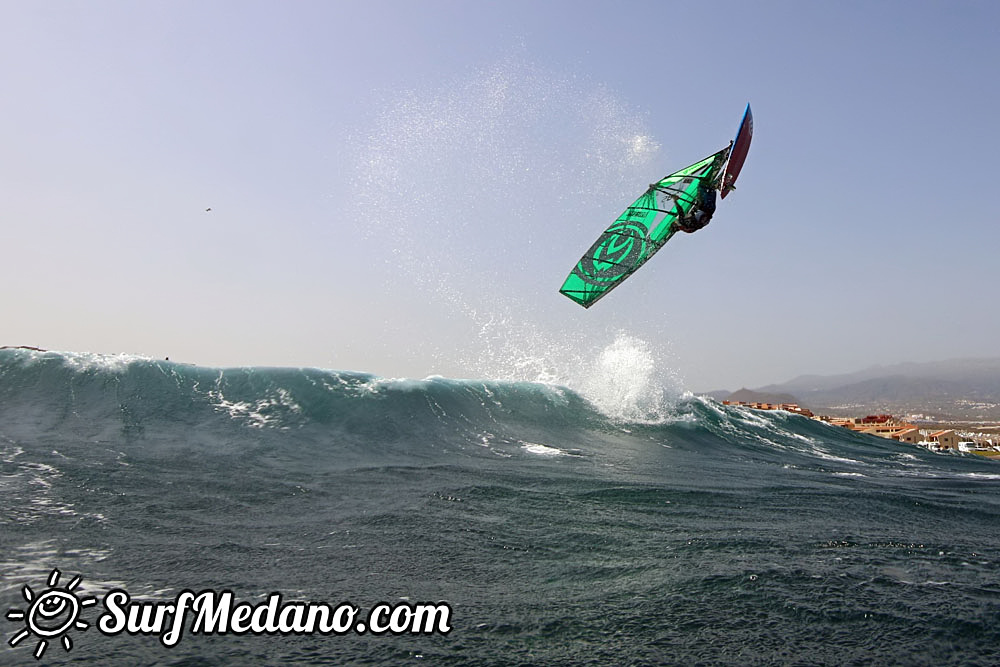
[2,348,1000,664]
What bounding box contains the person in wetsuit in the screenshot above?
[673,180,717,233]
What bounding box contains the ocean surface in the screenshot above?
[3,348,1000,665]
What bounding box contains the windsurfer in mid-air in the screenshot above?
[672,178,717,233]
[559,105,751,308]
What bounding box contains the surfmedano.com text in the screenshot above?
[98,589,452,647]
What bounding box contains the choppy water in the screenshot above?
[2,348,1000,665]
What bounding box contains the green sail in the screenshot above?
[559,146,731,308]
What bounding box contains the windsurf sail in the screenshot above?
[558,146,731,309]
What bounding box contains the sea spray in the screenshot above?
[448,315,682,423]
[350,56,688,411]
[576,331,684,423]
[352,57,660,264]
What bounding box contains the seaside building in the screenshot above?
[721,401,814,418]
[926,429,959,451]
[818,414,920,440]
[893,428,922,444]
[718,398,1000,457]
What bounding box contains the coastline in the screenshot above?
[722,399,1000,458]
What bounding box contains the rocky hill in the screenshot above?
[708,358,1000,420]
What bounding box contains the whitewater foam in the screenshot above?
[521,442,566,457]
[574,332,682,423]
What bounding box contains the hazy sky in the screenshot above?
[3,1,998,392]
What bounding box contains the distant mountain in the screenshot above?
[723,388,800,405]
[739,358,1000,420]
[757,358,1000,395]
[703,390,732,401]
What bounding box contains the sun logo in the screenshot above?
[6,568,97,659]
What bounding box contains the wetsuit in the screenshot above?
[674,183,717,233]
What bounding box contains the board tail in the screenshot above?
[720,103,753,199]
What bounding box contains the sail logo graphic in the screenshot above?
[6,569,97,660]
[576,220,650,285]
